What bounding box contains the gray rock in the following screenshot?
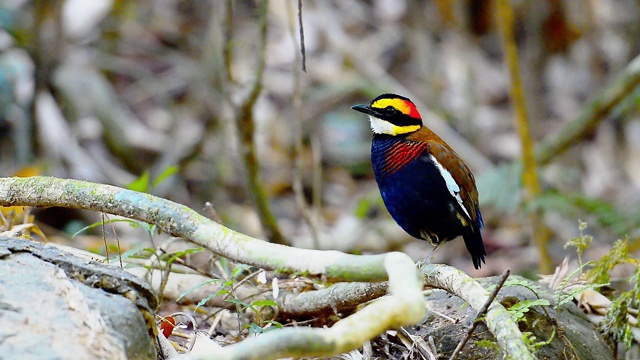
[0,237,157,359]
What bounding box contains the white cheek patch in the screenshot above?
[368,115,421,135]
[368,115,396,135]
[430,154,471,220]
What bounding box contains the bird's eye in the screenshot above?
[384,106,397,116]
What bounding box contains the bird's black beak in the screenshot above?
[351,104,380,117]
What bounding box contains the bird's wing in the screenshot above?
[427,142,480,227]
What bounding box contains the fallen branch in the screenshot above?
[180,253,423,359]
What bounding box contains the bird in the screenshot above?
[351,93,486,269]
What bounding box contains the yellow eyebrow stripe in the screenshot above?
[371,98,412,115]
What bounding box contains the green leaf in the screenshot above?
[215,289,230,296]
[152,166,179,188]
[248,323,264,335]
[557,283,609,307]
[263,320,283,329]
[196,293,216,309]
[109,246,148,264]
[127,171,150,192]
[501,278,543,295]
[554,261,592,305]
[231,264,252,279]
[159,247,204,264]
[601,291,634,350]
[507,299,550,322]
[226,298,251,308]
[176,279,220,302]
[475,339,500,351]
[565,220,592,253]
[586,238,630,284]
[354,198,371,219]
[250,299,278,307]
[71,218,142,238]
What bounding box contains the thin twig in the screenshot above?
[287,0,320,248]
[101,212,110,262]
[449,269,511,360]
[297,0,306,72]
[106,214,123,269]
[310,135,322,219]
[203,202,223,224]
[398,326,437,360]
[0,210,8,230]
[224,0,234,83]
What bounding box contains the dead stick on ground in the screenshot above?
[449,269,511,360]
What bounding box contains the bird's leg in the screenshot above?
[416,241,444,267]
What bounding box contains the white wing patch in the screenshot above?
[430,154,471,220]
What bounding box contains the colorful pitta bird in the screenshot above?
[352,93,486,269]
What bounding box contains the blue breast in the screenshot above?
[371,135,472,243]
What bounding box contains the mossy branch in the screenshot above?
[0,176,384,280]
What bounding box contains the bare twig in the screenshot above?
[449,269,511,360]
[203,202,222,224]
[231,0,288,246]
[0,210,8,230]
[297,0,306,72]
[105,213,124,269]
[398,326,437,360]
[287,0,320,248]
[100,212,110,262]
[224,0,234,83]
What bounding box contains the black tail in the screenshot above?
[463,231,486,270]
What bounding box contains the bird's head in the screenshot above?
[351,93,423,136]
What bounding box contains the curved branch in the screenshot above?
[183,253,423,359]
